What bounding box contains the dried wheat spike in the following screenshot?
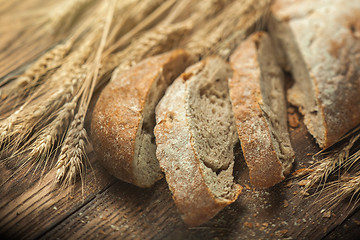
[29,97,78,161]
[55,108,87,187]
[0,64,88,153]
[318,171,360,210]
[100,0,226,76]
[103,19,193,77]
[0,106,24,150]
[49,0,98,34]
[186,0,271,58]
[109,0,167,42]
[0,41,73,109]
[300,131,360,192]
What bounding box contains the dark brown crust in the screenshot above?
[154,58,241,227]
[90,49,194,187]
[229,32,285,188]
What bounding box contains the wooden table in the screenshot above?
[1,105,360,240]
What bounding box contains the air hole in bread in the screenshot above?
[350,23,356,33]
[155,57,241,227]
[186,57,239,197]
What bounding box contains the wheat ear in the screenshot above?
[323,172,360,209]
[55,108,87,187]
[29,97,78,167]
[185,0,271,58]
[104,0,176,55]
[0,36,95,153]
[103,19,193,79]
[297,128,360,192]
[0,41,74,114]
[49,0,98,34]
[55,0,116,188]
[293,126,360,211]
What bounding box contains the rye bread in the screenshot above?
[229,32,295,188]
[154,56,242,227]
[90,49,194,188]
[269,0,360,148]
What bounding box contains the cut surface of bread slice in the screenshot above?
[269,0,360,148]
[229,32,295,188]
[90,49,194,188]
[154,56,242,227]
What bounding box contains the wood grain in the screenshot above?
[0,151,116,240]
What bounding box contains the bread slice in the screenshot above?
[154,56,242,227]
[229,32,295,188]
[269,0,360,148]
[90,49,194,188]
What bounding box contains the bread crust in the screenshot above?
[270,0,360,148]
[90,49,194,187]
[229,32,293,188]
[154,57,241,227]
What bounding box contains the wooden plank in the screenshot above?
[0,150,116,240]
[40,180,183,240]
[324,208,360,240]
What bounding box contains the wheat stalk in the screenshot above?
[102,0,238,77]
[0,33,96,153]
[0,0,99,78]
[49,0,98,34]
[0,41,74,114]
[185,0,271,58]
[109,20,193,74]
[1,0,148,188]
[323,172,360,209]
[294,126,360,210]
[106,0,170,48]
[29,97,78,163]
[54,0,116,188]
[297,128,360,191]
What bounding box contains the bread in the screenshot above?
[229,32,295,188]
[90,49,194,188]
[269,0,360,148]
[154,56,242,227]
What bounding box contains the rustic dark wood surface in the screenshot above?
[1,105,359,240]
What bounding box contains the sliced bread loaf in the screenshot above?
[269,0,360,148]
[154,56,242,227]
[229,32,295,188]
[90,49,194,188]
